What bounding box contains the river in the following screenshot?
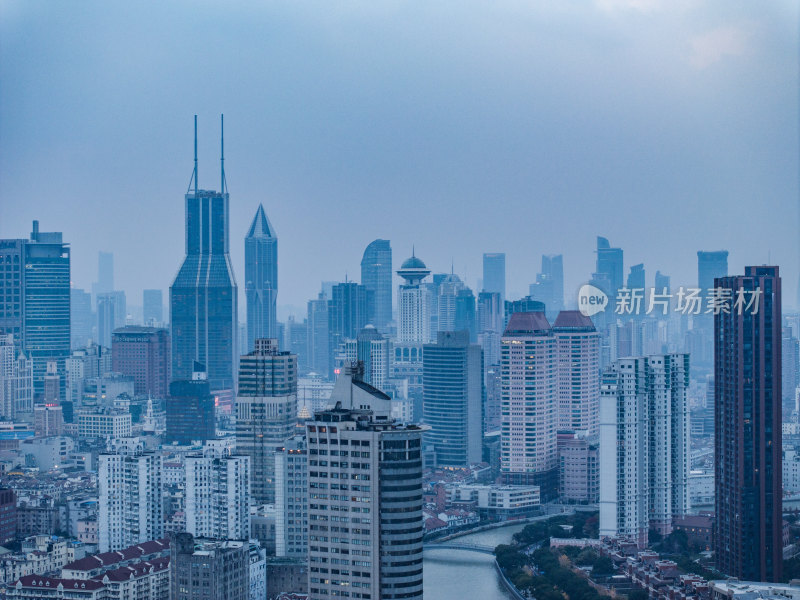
[423,522,527,599]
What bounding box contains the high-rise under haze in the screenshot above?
[245,203,278,352]
[142,289,163,324]
[529,254,564,321]
[235,338,297,505]
[553,311,600,435]
[698,250,729,291]
[111,326,170,398]
[0,221,71,396]
[423,330,482,467]
[482,252,506,302]
[595,237,624,294]
[397,252,433,343]
[170,116,238,391]
[327,281,373,377]
[306,365,423,600]
[500,311,558,500]
[306,292,329,377]
[599,354,690,548]
[92,251,114,300]
[714,265,782,582]
[166,366,216,445]
[70,288,93,350]
[99,437,164,552]
[360,239,392,332]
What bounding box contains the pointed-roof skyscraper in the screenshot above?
[245,204,278,352]
[170,115,238,391]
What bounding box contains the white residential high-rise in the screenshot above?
[436,273,465,332]
[185,445,251,541]
[397,253,433,344]
[553,311,600,435]
[0,334,33,419]
[65,343,111,405]
[306,364,424,600]
[599,354,690,548]
[500,311,558,500]
[275,436,308,557]
[99,437,164,552]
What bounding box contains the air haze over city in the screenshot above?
[2,2,798,315]
[0,2,799,600]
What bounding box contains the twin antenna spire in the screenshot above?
[188,114,227,195]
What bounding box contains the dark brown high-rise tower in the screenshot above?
[714,265,782,581]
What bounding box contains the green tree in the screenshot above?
[627,590,649,600]
[592,556,615,576]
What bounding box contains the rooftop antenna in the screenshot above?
[188,115,198,194]
[220,113,227,194]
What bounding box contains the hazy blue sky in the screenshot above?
[1,1,797,316]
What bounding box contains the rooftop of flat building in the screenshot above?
[111,326,167,335]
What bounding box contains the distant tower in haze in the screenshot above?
[627,263,645,290]
[696,250,728,365]
[327,282,373,378]
[595,237,624,294]
[654,271,670,293]
[306,292,329,377]
[170,115,238,391]
[245,204,278,352]
[96,294,116,348]
[482,253,506,302]
[530,254,564,321]
[697,250,728,291]
[142,289,163,324]
[397,251,433,343]
[93,251,114,300]
[360,239,392,332]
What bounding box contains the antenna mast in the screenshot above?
[220,113,227,194]
[188,115,199,194]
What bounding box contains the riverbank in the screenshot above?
[424,522,529,599]
[426,505,578,544]
[494,559,528,600]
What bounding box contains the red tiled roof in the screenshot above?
[15,575,105,590]
[93,557,170,582]
[62,539,170,572]
[424,517,447,530]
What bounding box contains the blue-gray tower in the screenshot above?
[360,240,392,332]
[170,115,238,391]
[245,204,278,351]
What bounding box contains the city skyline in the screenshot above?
[1,2,799,598]
[1,3,796,313]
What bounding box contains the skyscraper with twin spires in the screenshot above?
[170,116,238,391]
